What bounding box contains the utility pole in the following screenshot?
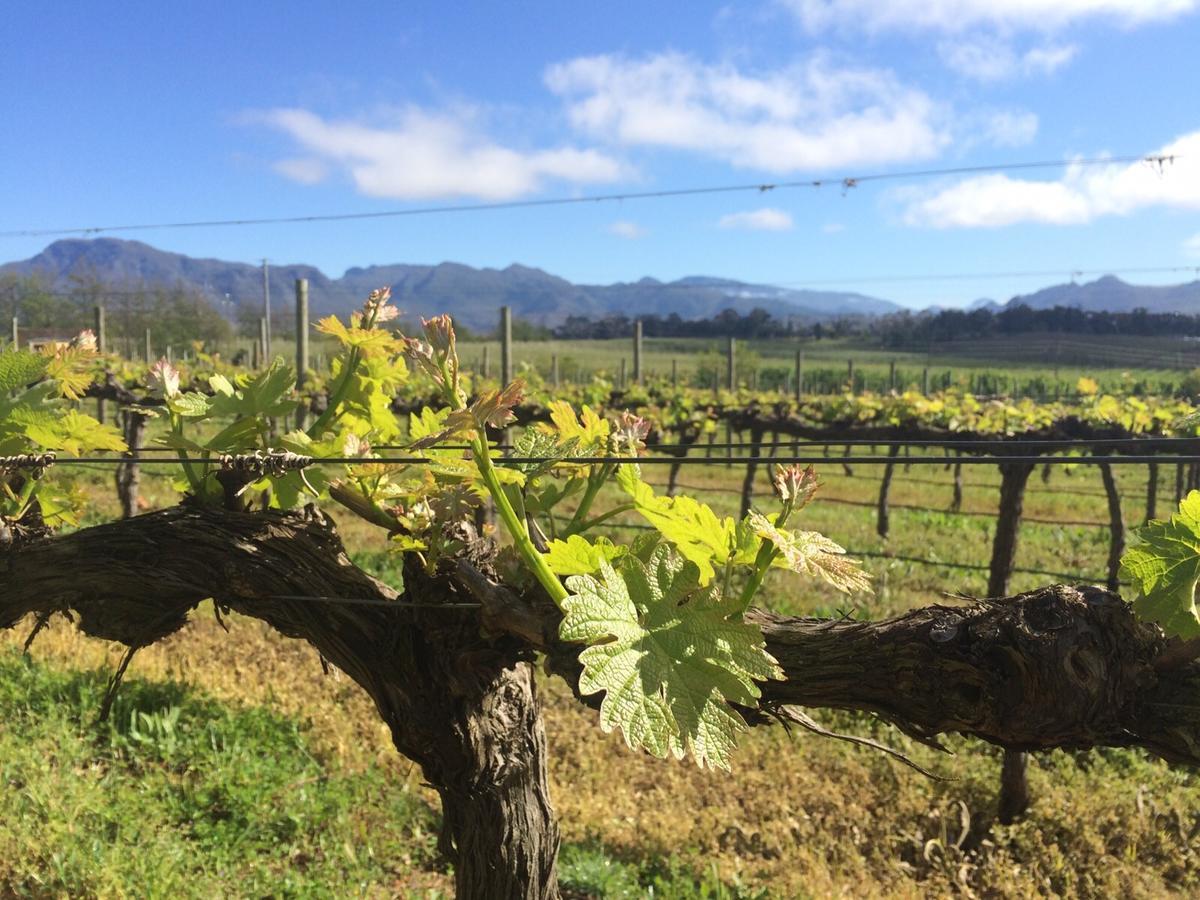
[262,259,272,362]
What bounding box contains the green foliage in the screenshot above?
[560,547,782,770]
[1121,491,1200,639]
[615,464,756,585]
[545,534,627,576]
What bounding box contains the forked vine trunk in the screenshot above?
[7,506,1200,893]
[0,506,560,900]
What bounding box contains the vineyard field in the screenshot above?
[3,451,1196,897]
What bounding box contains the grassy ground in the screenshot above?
[4,450,1199,897]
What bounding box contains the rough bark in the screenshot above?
[9,508,1200,891]
[740,426,765,518]
[986,461,1035,822]
[951,463,964,513]
[115,409,147,519]
[876,444,902,539]
[0,506,559,900]
[1098,460,1126,592]
[666,427,701,497]
[1146,462,1159,524]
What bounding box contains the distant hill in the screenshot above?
[0,238,902,332]
[1004,275,1200,314]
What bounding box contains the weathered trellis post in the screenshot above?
[740,424,765,518]
[144,328,152,364]
[876,444,902,538]
[482,344,491,379]
[1176,462,1184,505]
[1146,462,1159,523]
[847,359,855,393]
[500,306,513,386]
[551,354,560,388]
[987,455,1037,824]
[726,336,736,390]
[671,358,678,387]
[94,305,107,424]
[9,316,17,347]
[922,368,930,396]
[888,360,897,393]
[258,317,269,367]
[1097,456,1125,592]
[632,319,643,385]
[114,409,147,519]
[619,358,626,389]
[295,278,310,430]
[794,349,804,401]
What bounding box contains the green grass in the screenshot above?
[0,650,775,899]
[0,651,444,898]
[451,334,1190,395]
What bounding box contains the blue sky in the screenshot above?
[3,0,1200,308]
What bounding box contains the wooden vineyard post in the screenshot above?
[922,368,930,396]
[295,278,310,430]
[889,360,896,393]
[1176,463,1185,505]
[1097,457,1125,592]
[725,418,733,469]
[9,316,16,348]
[740,425,765,518]
[144,328,152,364]
[952,462,964,512]
[795,349,804,401]
[633,319,643,385]
[258,317,269,367]
[619,358,626,389]
[115,409,147,518]
[671,358,678,387]
[499,306,512,387]
[988,458,1037,825]
[726,336,736,390]
[551,354,559,388]
[1146,462,1159,523]
[94,305,107,424]
[876,444,902,538]
[847,359,855,393]
[482,344,491,379]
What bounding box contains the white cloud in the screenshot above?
[607,220,647,239]
[821,222,846,233]
[783,0,1196,33]
[272,157,328,185]
[1185,232,1200,259]
[903,131,1200,228]
[938,37,1077,80]
[545,52,950,173]
[978,110,1040,147]
[258,106,625,200]
[718,208,794,230]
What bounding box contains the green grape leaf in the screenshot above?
[0,351,49,393]
[166,391,212,418]
[560,547,783,770]
[615,464,753,583]
[1121,491,1200,639]
[545,534,627,576]
[24,410,126,456]
[748,512,873,595]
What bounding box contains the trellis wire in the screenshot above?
[45,453,1200,466]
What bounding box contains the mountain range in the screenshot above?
[0,239,900,332]
[3,238,1200,329]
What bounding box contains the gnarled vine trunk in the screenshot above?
[6,506,1200,895]
[0,506,560,900]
